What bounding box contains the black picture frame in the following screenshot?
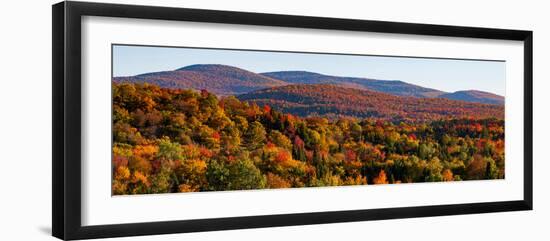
[52,1,533,240]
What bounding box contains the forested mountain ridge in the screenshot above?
[238,84,504,122]
[113,64,288,96]
[261,71,445,98]
[261,71,504,105]
[113,64,504,105]
[438,90,505,105]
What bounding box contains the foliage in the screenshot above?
[238,84,504,122]
[112,83,505,195]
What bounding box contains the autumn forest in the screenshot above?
[112,63,505,195]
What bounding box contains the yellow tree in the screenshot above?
[373,170,389,184]
[442,169,454,181]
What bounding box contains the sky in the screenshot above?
[113,45,506,96]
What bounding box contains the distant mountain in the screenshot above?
[238,84,504,122]
[113,64,504,105]
[438,90,504,105]
[261,71,504,105]
[113,64,287,96]
[261,71,445,98]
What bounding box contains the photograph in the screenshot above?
[111,44,506,195]
[0,0,542,240]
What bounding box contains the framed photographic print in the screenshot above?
[52,1,533,240]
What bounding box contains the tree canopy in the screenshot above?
[112,83,505,195]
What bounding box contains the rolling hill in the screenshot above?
[261,71,445,98]
[261,71,504,105]
[438,90,505,105]
[238,84,504,122]
[113,64,288,96]
[113,64,504,105]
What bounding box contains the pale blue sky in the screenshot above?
[113,45,505,96]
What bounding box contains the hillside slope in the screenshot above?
[261,71,504,105]
[238,84,504,122]
[113,65,504,105]
[261,71,445,98]
[438,90,505,105]
[113,64,288,96]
